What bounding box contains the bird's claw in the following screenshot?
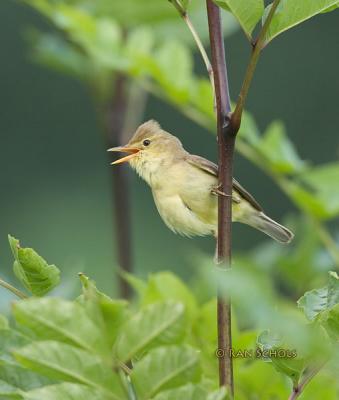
[211,186,231,198]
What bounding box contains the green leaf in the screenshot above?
[0,330,30,363]
[298,287,328,321]
[30,32,93,81]
[286,182,332,219]
[298,272,339,321]
[14,341,126,400]
[114,301,185,363]
[168,0,191,12]
[318,304,339,341]
[300,162,339,192]
[0,315,9,330]
[298,162,339,218]
[8,235,60,296]
[153,8,238,46]
[0,329,52,391]
[141,272,198,320]
[207,387,229,400]
[131,345,200,399]
[13,298,110,357]
[0,361,51,394]
[118,270,147,298]
[125,27,154,77]
[79,0,197,28]
[214,0,264,38]
[153,385,228,400]
[236,360,289,398]
[180,0,190,10]
[23,383,113,400]
[257,330,304,386]
[27,0,238,49]
[31,3,126,70]
[264,0,339,43]
[322,2,339,12]
[238,109,261,145]
[189,79,214,119]
[152,41,193,102]
[151,383,209,400]
[78,274,129,347]
[256,121,305,173]
[0,380,23,400]
[192,299,217,358]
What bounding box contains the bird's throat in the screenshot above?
[129,154,165,188]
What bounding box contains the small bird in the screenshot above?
[108,120,293,243]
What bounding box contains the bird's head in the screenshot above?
[108,120,184,182]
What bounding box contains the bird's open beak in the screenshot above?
[107,146,140,165]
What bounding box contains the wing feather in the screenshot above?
[187,154,263,212]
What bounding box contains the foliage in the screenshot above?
[23,0,339,236]
[214,0,264,38]
[0,237,339,399]
[263,0,339,42]
[8,235,60,297]
[213,0,338,41]
[3,0,339,398]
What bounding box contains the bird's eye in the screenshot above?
[143,139,151,147]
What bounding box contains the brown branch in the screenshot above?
[232,0,281,132]
[206,0,234,395]
[106,75,133,299]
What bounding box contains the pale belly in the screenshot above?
[152,190,216,237]
[148,161,252,237]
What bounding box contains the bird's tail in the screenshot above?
[247,212,294,243]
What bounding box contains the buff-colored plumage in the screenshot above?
[108,120,293,243]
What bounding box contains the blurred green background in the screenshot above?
[0,0,338,301]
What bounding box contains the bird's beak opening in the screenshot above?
[107,146,140,165]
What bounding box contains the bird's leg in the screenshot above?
[213,231,222,264]
[211,184,231,198]
[214,242,220,264]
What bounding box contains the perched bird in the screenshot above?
[108,120,293,243]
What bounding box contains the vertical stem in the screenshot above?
[106,74,133,299]
[206,0,236,395]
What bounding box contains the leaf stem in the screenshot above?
[232,0,281,132]
[288,362,326,400]
[206,0,234,395]
[0,278,28,299]
[169,0,215,106]
[118,370,138,400]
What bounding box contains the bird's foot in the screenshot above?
[211,185,231,198]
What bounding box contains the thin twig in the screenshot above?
[206,0,234,394]
[0,278,28,299]
[169,0,215,105]
[288,362,326,400]
[232,0,281,132]
[118,370,138,400]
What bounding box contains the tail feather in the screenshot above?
[248,212,294,244]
